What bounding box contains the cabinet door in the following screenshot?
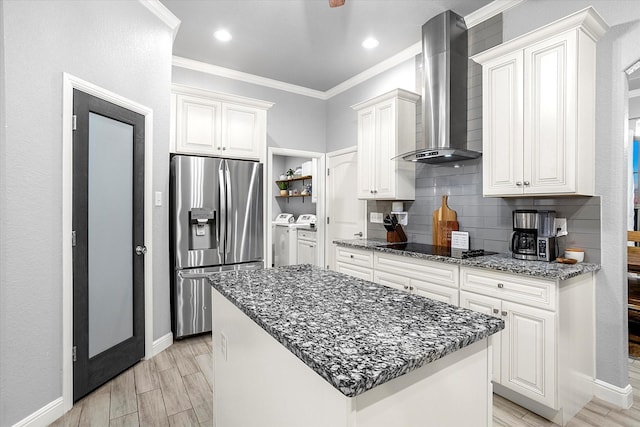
[222,103,262,160]
[373,98,396,199]
[501,300,556,408]
[335,262,373,281]
[482,51,524,196]
[524,32,577,194]
[460,291,501,383]
[373,270,410,292]
[175,94,221,155]
[356,107,376,199]
[412,280,458,305]
[297,240,317,266]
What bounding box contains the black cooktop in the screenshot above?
[382,242,497,259]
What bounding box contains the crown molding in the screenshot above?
[172,56,327,99]
[172,0,527,100]
[464,0,525,28]
[138,0,181,40]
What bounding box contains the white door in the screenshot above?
[501,300,556,407]
[326,147,366,269]
[460,290,502,383]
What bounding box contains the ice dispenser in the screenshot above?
[189,208,216,250]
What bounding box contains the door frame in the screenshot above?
[61,73,154,412]
[266,147,326,269]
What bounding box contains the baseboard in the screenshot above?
[150,331,173,358]
[12,397,64,427]
[594,379,633,409]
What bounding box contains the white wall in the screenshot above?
[0,1,173,425]
[172,67,327,153]
[502,0,640,390]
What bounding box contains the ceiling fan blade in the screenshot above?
[329,0,345,7]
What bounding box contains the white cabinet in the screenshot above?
[171,85,273,161]
[351,89,419,200]
[297,229,317,266]
[373,252,459,305]
[471,8,608,197]
[334,246,374,281]
[460,266,594,426]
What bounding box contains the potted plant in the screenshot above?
[286,168,295,179]
[277,181,288,196]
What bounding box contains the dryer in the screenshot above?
[273,214,316,267]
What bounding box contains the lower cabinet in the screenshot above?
[460,290,555,407]
[460,266,594,426]
[335,246,374,281]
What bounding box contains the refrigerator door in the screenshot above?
[174,262,263,338]
[223,159,264,265]
[171,155,224,269]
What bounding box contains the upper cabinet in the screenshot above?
[472,8,608,197]
[171,85,273,161]
[352,89,420,200]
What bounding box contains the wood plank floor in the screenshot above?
[50,334,640,426]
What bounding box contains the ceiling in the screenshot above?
[161,0,494,92]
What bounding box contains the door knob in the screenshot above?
[135,245,147,255]
[354,232,363,237]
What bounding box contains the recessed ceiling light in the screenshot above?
[214,29,232,42]
[362,37,379,49]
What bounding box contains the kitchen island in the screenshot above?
[208,264,504,427]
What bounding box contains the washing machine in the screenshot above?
[273,214,316,267]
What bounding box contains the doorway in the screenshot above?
[62,74,155,411]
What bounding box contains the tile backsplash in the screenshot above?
[366,14,601,263]
[366,158,602,263]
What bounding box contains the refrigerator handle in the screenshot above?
[218,163,226,259]
[225,161,232,258]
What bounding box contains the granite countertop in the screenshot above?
[334,239,600,281]
[208,264,504,398]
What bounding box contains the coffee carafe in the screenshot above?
[536,210,557,261]
[511,210,538,260]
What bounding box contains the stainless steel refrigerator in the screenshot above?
[170,155,263,339]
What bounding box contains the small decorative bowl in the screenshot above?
[564,248,584,263]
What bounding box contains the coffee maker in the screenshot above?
[536,210,557,262]
[511,210,538,260]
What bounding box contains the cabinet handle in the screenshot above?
[501,310,508,316]
[403,285,409,290]
[349,255,354,258]
[523,181,530,186]
[516,181,523,186]
[497,283,504,288]
[370,190,374,194]
[409,286,414,291]
[493,309,499,314]
[217,146,222,150]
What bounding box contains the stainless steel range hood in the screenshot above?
[400,10,481,164]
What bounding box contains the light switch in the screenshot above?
[154,191,162,206]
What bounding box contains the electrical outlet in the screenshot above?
[370,212,383,223]
[220,332,228,361]
[554,218,568,236]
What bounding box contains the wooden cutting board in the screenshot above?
[432,196,459,247]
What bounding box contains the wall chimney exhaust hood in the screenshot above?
[400,10,481,164]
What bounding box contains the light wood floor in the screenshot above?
[50,334,640,427]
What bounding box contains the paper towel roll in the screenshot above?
[392,202,403,212]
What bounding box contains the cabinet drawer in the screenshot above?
[460,267,556,310]
[374,252,458,289]
[335,247,373,268]
[297,230,317,242]
[374,270,410,292]
[336,262,373,282]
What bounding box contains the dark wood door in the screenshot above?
[72,89,145,401]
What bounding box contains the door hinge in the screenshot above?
[327,217,330,224]
[72,231,76,247]
[327,168,330,176]
[72,346,77,362]
[72,115,77,131]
